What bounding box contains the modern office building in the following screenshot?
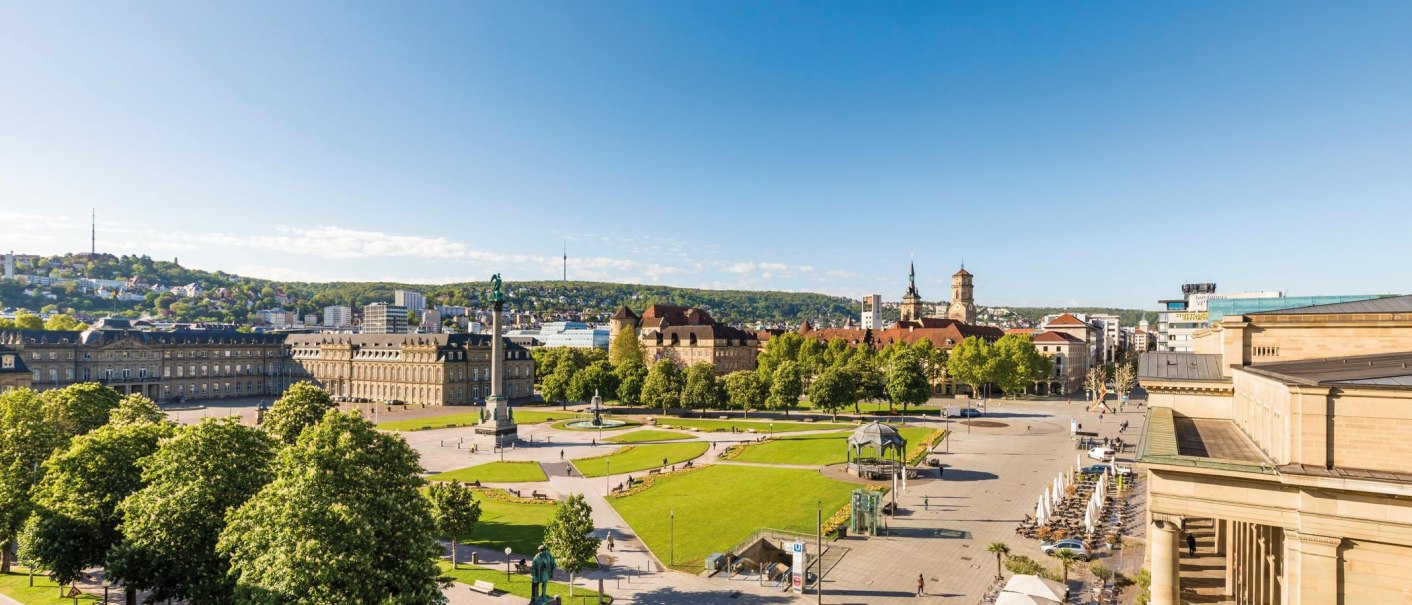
[323,305,353,329]
[363,303,408,334]
[1157,285,1382,352]
[420,309,442,334]
[861,294,882,330]
[1138,294,1412,605]
[506,321,610,349]
[394,290,426,313]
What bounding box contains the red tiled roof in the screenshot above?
[1006,328,1037,335]
[1034,331,1085,343]
[1046,313,1088,327]
[640,304,714,328]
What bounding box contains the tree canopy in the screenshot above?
[0,388,65,573]
[723,370,769,412]
[681,363,725,414]
[885,349,932,413]
[425,480,482,570]
[42,382,123,439]
[108,419,279,604]
[217,410,446,604]
[544,493,600,597]
[640,359,685,412]
[262,381,336,445]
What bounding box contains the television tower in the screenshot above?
[562,241,567,282]
[91,208,96,255]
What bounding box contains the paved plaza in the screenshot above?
[160,396,1147,604]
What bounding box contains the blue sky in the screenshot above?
[2,2,1409,308]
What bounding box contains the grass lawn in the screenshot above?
[0,568,100,604]
[457,495,557,555]
[611,465,856,570]
[652,417,852,433]
[732,426,935,466]
[571,442,709,477]
[376,408,568,431]
[429,461,547,483]
[606,429,694,443]
[802,401,947,417]
[438,561,601,604]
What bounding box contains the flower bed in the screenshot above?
[470,487,555,506]
[607,465,706,499]
[905,429,948,466]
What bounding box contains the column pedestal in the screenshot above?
[1285,532,1340,605]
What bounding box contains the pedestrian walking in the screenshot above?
[560,450,564,460]
[1187,533,1197,557]
[592,438,596,447]
[607,532,615,552]
[1099,413,1104,423]
[662,456,668,466]
[923,495,929,510]
[916,573,925,597]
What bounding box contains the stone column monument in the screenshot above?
[474,273,519,449]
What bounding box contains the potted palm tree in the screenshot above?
[1053,549,1083,603]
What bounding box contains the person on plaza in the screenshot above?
[923,495,929,510]
[1187,533,1197,557]
[560,450,564,460]
[662,456,668,466]
[606,531,615,552]
[916,573,925,597]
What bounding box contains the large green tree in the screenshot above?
[681,363,725,414]
[847,355,886,413]
[609,327,646,372]
[568,360,618,404]
[18,421,174,587]
[108,394,167,427]
[262,381,335,445]
[640,359,685,413]
[807,366,853,421]
[992,334,1052,397]
[42,314,87,331]
[544,493,600,597]
[754,332,804,379]
[0,389,65,573]
[947,336,995,399]
[108,419,278,604]
[425,480,482,570]
[766,361,804,416]
[42,382,122,439]
[217,411,446,604]
[540,361,576,409]
[613,364,647,405]
[886,350,932,414]
[722,371,768,414]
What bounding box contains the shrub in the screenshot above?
[1135,569,1152,605]
[1004,554,1047,577]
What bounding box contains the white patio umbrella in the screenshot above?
[1003,574,1067,602]
[997,591,1061,605]
[1036,496,1046,525]
[1084,507,1093,534]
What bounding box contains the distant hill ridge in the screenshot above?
[1,253,1154,327]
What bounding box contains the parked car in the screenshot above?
[1088,446,1115,461]
[1109,463,1134,476]
[1080,464,1110,475]
[1040,539,1092,561]
[944,407,982,418]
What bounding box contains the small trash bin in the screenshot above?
[837,526,847,539]
[469,552,478,565]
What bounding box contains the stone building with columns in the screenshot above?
[1137,295,1412,605]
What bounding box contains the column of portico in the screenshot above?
[1256,526,1270,605]
[1239,522,1253,605]
[1221,519,1235,597]
[1284,531,1340,605]
[1150,519,1182,605]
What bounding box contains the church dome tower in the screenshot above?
[947,264,977,324]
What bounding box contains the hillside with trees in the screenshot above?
[1,253,1151,327]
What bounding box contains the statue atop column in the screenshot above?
[474,272,518,450]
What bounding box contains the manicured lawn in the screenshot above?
[458,494,557,555]
[376,408,567,431]
[438,562,601,604]
[802,401,946,416]
[429,461,547,483]
[652,417,852,433]
[571,442,709,477]
[732,426,935,466]
[610,465,856,570]
[0,568,100,604]
[606,429,695,443]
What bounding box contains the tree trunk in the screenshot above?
[451,538,458,570]
[1,539,10,575]
[568,570,575,597]
[126,586,136,605]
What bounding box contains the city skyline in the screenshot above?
[4,3,1411,307]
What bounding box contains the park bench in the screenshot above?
[718,415,729,420]
[515,561,531,574]
[469,580,496,594]
[507,488,521,497]
[469,480,481,487]
[531,491,549,500]
[882,501,897,515]
[648,468,662,475]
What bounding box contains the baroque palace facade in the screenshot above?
[1137,295,1412,605]
[0,318,534,406]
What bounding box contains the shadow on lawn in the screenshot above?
[626,585,798,605]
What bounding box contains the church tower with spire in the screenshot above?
[947,263,977,324]
[899,259,925,323]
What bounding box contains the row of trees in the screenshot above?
[946,334,1055,398]
[0,381,599,604]
[0,311,88,331]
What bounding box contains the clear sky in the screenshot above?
[2,2,1409,308]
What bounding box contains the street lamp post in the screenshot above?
[816,499,823,604]
[505,546,513,581]
[669,510,675,567]
[606,460,611,494]
[101,578,110,604]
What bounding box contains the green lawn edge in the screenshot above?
[438,561,603,603]
[571,442,710,477]
[428,461,548,483]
